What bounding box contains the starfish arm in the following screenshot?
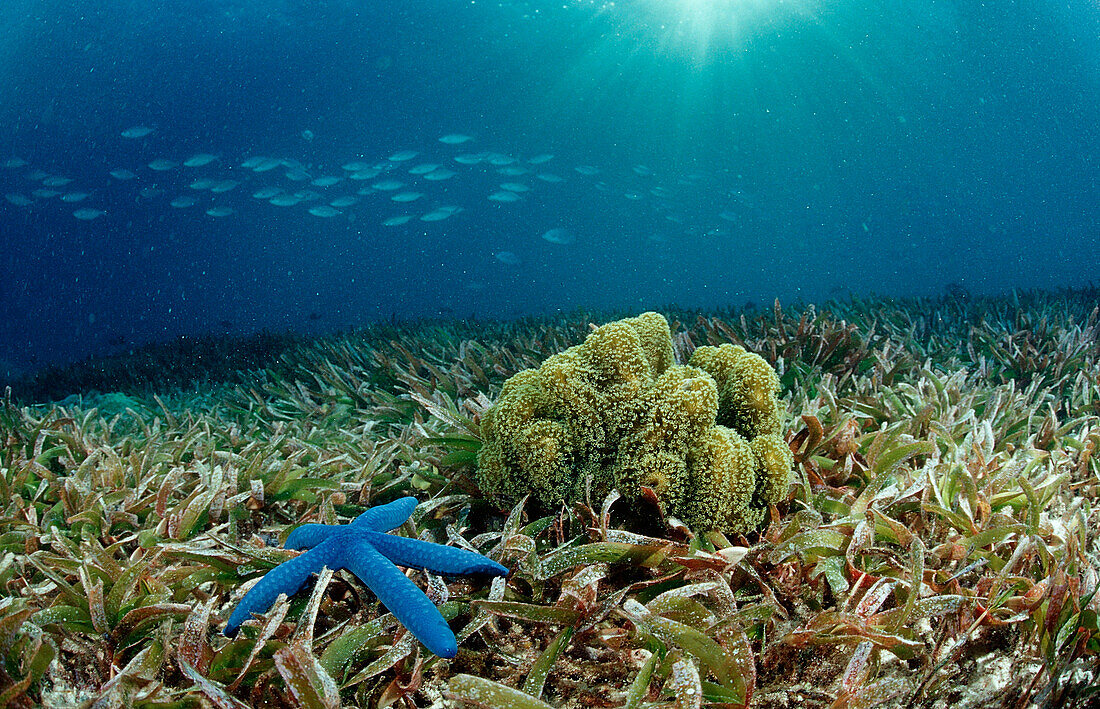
[350,496,418,532]
[341,534,459,658]
[284,523,337,550]
[286,497,418,549]
[223,539,340,636]
[363,530,509,577]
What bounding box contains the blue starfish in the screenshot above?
[223,497,508,658]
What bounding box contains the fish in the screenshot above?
[422,169,456,181]
[348,169,381,180]
[421,206,461,221]
[205,206,234,217]
[494,251,521,265]
[251,157,284,172]
[121,126,154,139]
[183,153,219,167]
[0,130,778,253]
[73,208,105,220]
[541,228,575,245]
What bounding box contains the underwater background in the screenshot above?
[0,0,1097,380]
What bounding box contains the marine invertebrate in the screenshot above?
[223,497,508,658]
[476,312,792,533]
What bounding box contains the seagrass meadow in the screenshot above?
[1,290,1099,708]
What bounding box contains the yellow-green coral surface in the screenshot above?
[477,312,792,532]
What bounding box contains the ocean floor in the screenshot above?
[1,291,1098,708]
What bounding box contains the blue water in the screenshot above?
[1,0,1097,379]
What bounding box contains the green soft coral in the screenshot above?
[476,312,792,533]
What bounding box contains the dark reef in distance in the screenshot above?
[5,287,1098,406]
